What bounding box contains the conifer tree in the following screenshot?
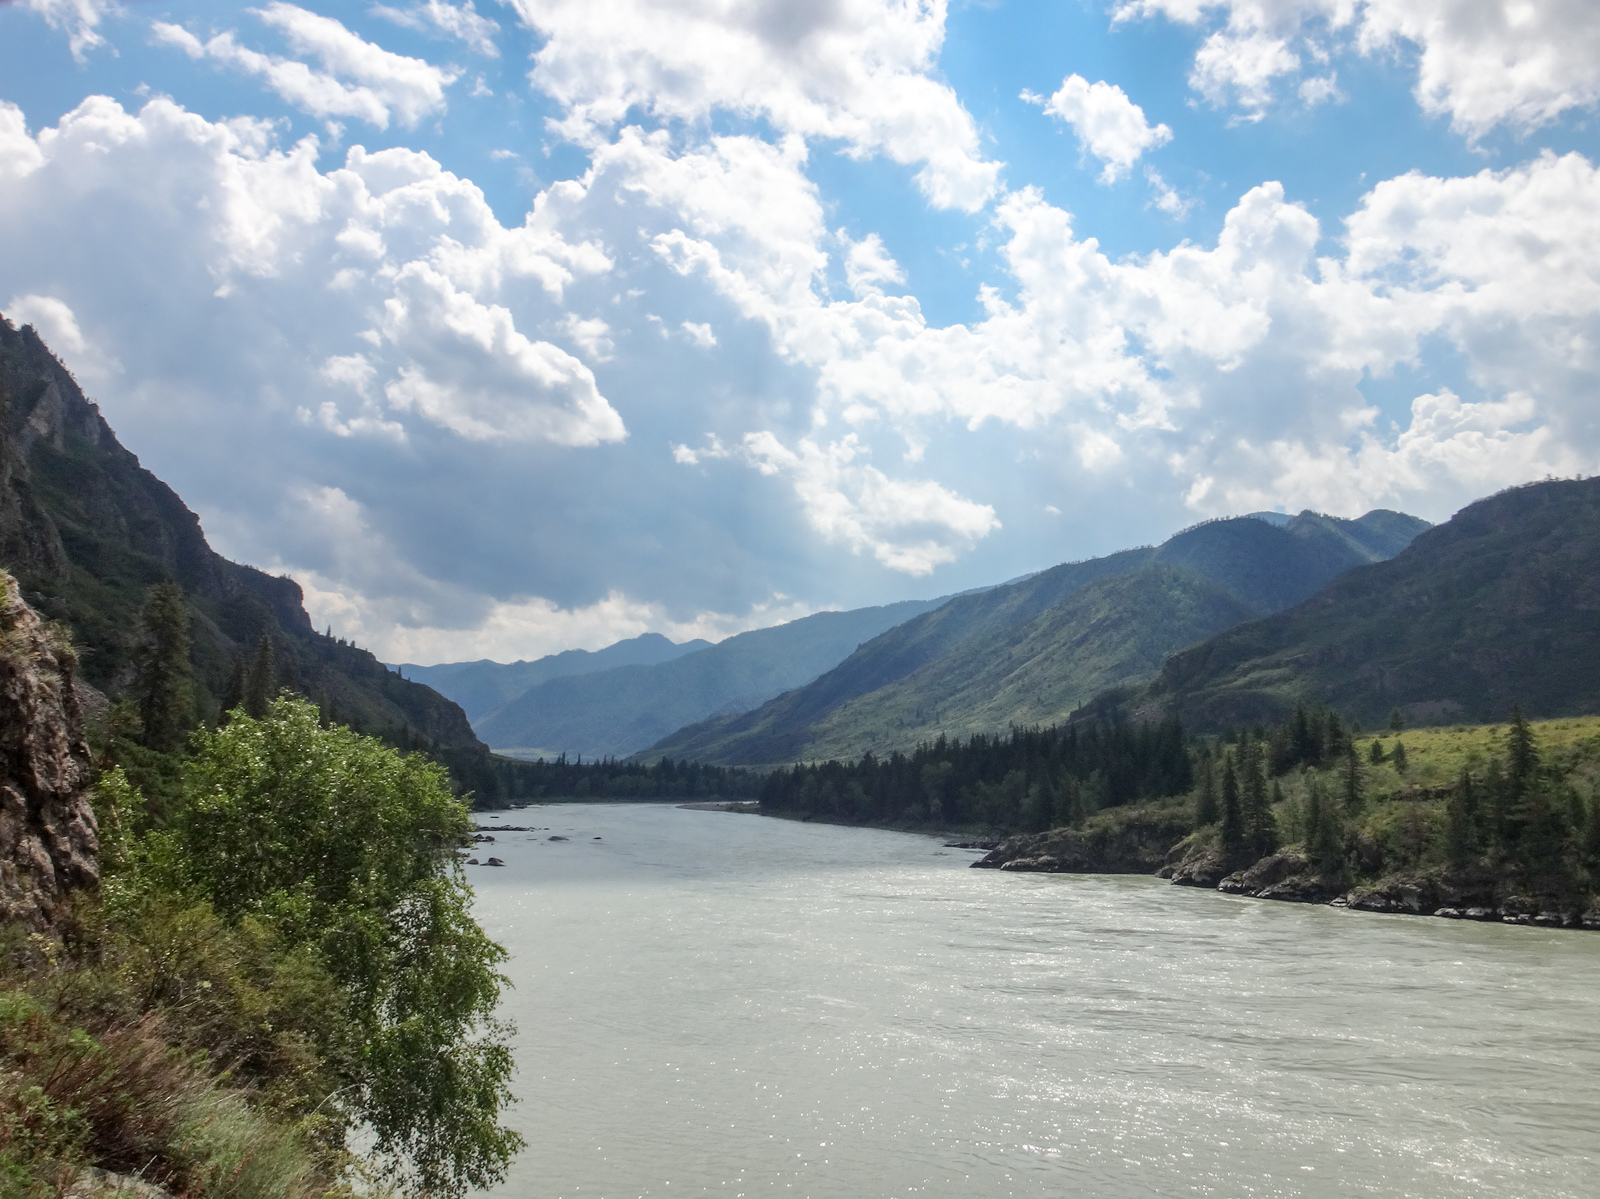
[220,653,246,715]
[1445,769,1476,869]
[1388,707,1404,731]
[1483,758,1510,854]
[1342,740,1365,817]
[1243,742,1278,859]
[1368,737,1385,764]
[1219,752,1245,866]
[1506,703,1538,804]
[1195,757,1218,826]
[1582,793,1600,876]
[244,633,277,719]
[1306,777,1342,879]
[131,582,195,753]
[1391,740,1408,773]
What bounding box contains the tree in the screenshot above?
[1195,757,1218,826]
[1306,777,1343,879]
[1583,792,1600,877]
[180,698,523,1196]
[1239,736,1277,859]
[220,652,247,721]
[243,633,277,718]
[131,582,194,753]
[1388,707,1405,731]
[1445,769,1476,869]
[1391,740,1409,773]
[1219,752,1245,866]
[1342,741,1365,818]
[1506,703,1538,804]
[1368,738,1385,765]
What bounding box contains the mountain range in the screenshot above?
[469,598,946,758]
[642,509,1431,765]
[398,632,711,723]
[1118,476,1600,731]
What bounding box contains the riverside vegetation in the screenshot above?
[759,704,1600,926]
[1,576,522,1198]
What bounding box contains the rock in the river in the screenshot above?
[485,856,505,867]
[0,572,97,930]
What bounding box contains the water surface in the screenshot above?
[471,804,1600,1198]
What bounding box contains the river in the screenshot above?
[469,803,1600,1198]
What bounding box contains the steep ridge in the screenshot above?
[0,315,515,793]
[399,632,711,722]
[647,509,1429,765]
[1126,477,1600,730]
[474,597,946,758]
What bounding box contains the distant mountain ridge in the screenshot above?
[644,508,1431,765]
[1115,477,1600,731]
[398,632,711,722]
[474,597,947,759]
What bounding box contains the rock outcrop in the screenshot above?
[971,805,1193,874]
[0,571,97,929]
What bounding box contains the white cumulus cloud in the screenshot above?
[1117,0,1600,136]
[500,0,1001,211]
[1026,74,1173,182]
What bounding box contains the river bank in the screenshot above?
[973,820,1600,929]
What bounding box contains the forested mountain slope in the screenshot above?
[1124,477,1600,731]
[399,631,711,722]
[646,509,1429,765]
[0,314,520,795]
[474,597,946,758]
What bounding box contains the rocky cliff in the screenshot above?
[0,572,97,929]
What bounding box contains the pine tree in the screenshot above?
[1582,793,1600,877]
[1388,707,1405,732]
[1306,777,1343,879]
[1241,738,1277,860]
[132,582,194,753]
[1483,758,1510,855]
[220,653,247,722]
[1195,757,1218,826]
[244,633,277,719]
[1342,741,1365,818]
[1219,752,1245,866]
[1445,769,1476,870]
[1506,703,1538,805]
[1391,740,1408,773]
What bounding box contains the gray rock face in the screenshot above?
[0,572,97,929]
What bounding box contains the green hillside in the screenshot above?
[473,596,947,758]
[647,509,1429,766]
[1131,477,1600,731]
[0,315,522,798]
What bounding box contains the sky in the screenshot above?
[1,1,1598,665]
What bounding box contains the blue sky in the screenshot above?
[2,0,1598,663]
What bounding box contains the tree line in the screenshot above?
[758,717,1193,828]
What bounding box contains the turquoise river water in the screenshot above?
[468,803,1600,1198]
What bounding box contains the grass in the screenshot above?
[1352,715,1600,797]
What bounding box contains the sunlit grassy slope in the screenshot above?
[1351,716,1600,799]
